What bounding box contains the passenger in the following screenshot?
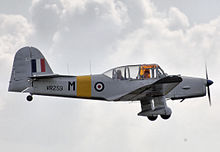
[116,70,124,80]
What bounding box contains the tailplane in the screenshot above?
[8,47,53,92]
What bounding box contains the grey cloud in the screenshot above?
[0,14,32,81]
[0,14,32,55]
[0,0,31,19]
[29,0,161,74]
[108,6,220,75]
[54,1,123,51]
[30,0,63,48]
[29,0,129,73]
[0,14,32,111]
[168,7,190,31]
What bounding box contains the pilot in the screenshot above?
[143,69,150,79]
[116,70,124,80]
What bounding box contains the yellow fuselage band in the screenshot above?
[76,76,91,98]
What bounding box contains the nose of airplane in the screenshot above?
[207,79,214,86]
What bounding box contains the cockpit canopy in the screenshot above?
[103,64,166,80]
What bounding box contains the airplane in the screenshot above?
[8,47,214,121]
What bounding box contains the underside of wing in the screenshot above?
[116,75,182,101]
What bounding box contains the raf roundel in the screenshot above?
[95,82,104,92]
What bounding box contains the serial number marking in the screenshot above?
[47,85,63,91]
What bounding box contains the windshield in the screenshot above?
[103,64,165,80]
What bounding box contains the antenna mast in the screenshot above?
[89,60,92,75]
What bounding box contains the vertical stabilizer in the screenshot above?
[8,47,53,92]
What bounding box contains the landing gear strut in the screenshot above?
[26,95,33,102]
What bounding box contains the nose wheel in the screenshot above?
[26,95,33,102]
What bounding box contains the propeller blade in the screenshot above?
[205,64,213,106]
[205,64,208,80]
[207,86,211,106]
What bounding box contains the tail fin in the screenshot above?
[8,46,53,92]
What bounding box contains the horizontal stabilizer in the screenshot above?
[29,74,76,79]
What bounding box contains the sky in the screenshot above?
[0,0,220,151]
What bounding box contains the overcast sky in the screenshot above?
[0,0,220,152]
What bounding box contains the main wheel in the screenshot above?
[147,115,158,121]
[26,95,33,102]
[160,114,171,120]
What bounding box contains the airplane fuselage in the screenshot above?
[31,75,207,102]
[31,74,156,101]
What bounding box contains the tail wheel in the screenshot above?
[160,114,171,120]
[147,115,158,121]
[26,95,33,102]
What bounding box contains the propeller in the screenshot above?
[205,64,213,106]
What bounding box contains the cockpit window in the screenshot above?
[129,66,139,79]
[103,64,165,80]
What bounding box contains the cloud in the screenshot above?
[15,0,219,75]
[0,14,33,110]
[30,0,63,47]
[0,14,32,55]
[108,6,220,76]
[0,14,32,81]
[28,0,130,73]
[168,7,190,31]
[52,1,125,51]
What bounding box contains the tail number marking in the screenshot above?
[47,85,63,91]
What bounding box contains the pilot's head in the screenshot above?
[117,70,122,74]
[144,69,149,74]
[144,69,150,78]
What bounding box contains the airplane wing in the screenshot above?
[116,75,182,101]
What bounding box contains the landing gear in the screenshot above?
[147,115,158,121]
[160,114,171,120]
[26,95,33,102]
